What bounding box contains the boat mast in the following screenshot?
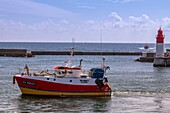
[100,23,105,69]
[67,38,75,66]
[100,23,103,57]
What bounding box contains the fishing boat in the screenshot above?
[13,49,112,97]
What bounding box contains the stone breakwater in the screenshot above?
[0,49,33,57]
[32,51,142,56]
[0,49,142,57]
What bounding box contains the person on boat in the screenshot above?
[104,76,108,85]
[24,64,30,76]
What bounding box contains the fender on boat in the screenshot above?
[13,75,15,84]
[95,78,104,88]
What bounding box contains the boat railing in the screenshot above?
[18,67,92,78]
[18,68,56,76]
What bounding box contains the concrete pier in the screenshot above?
[0,49,142,57]
[153,57,170,67]
[32,51,142,56]
[135,57,154,62]
[135,52,155,62]
[0,49,34,57]
[0,48,145,57]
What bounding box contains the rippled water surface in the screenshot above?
[1,43,170,112]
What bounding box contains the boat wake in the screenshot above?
[111,91,170,96]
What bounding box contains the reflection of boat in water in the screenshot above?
[13,49,112,97]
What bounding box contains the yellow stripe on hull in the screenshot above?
[20,87,111,97]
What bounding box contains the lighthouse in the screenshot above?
[155,28,164,58]
[153,28,170,67]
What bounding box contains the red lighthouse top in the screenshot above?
[156,28,164,43]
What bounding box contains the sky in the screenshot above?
[0,0,170,43]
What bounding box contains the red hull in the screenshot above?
[14,75,111,94]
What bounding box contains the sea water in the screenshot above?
[1,42,170,112]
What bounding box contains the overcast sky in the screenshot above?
[0,0,170,43]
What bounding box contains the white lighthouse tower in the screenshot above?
[155,28,164,57]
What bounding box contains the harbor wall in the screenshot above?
[0,49,142,57]
[0,49,33,57]
[153,57,170,67]
[137,57,154,62]
[135,52,155,62]
[32,51,142,56]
